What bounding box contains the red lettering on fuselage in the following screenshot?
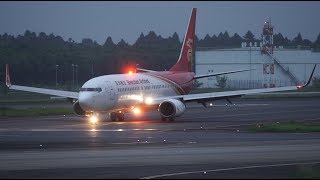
[115,79,150,86]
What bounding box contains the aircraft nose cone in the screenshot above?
[79,93,94,111]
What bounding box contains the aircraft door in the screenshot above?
[105,81,115,101]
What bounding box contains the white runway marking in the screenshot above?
[0,128,158,132]
[140,161,320,179]
[187,103,270,108]
[211,103,270,107]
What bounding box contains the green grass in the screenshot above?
[290,164,320,179]
[0,107,73,118]
[249,121,320,133]
[296,86,320,92]
[242,93,320,99]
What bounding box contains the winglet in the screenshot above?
[5,64,11,87]
[297,64,317,90]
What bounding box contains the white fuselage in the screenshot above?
[78,73,180,113]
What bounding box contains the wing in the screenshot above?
[8,85,79,99]
[5,64,78,99]
[151,64,317,105]
[151,85,298,105]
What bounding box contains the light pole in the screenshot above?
[91,59,94,78]
[72,64,75,89]
[55,65,59,88]
[75,64,78,89]
[249,46,252,89]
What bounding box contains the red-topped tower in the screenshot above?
[261,18,275,88]
[261,18,274,55]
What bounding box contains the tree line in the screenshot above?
[0,30,320,90]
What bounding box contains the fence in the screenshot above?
[225,79,304,90]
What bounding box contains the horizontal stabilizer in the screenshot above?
[136,68,157,73]
[194,69,254,79]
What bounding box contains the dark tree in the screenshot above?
[230,33,243,47]
[292,33,303,45]
[172,32,180,43]
[273,33,285,46]
[103,36,115,48]
[243,30,255,41]
[316,33,320,44]
[117,39,129,48]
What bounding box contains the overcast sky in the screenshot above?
[1,1,320,45]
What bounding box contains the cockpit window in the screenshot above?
[80,88,102,92]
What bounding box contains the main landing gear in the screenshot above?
[110,112,125,121]
[161,116,175,122]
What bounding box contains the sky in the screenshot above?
[0,1,320,45]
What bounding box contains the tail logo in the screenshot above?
[6,75,9,84]
[5,64,11,87]
[186,38,193,63]
[186,38,193,71]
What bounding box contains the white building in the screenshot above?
[195,47,320,89]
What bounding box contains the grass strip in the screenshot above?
[249,121,320,132]
[0,107,73,117]
[290,164,320,178]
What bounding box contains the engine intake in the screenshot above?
[159,99,186,118]
[73,100,86,116]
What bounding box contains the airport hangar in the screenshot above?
[195,20,320,89]
[195,46,320,89]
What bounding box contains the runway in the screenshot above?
[0,97,320,178]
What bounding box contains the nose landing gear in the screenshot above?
[110,112,125,121]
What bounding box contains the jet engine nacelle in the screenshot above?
[73,100,86,116]
[158,99,186,118]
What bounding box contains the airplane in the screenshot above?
[4,8,317,123]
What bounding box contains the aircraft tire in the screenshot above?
[110,112,117,121]
[168,117,175,122]
[117,112,125,121]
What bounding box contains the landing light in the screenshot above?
[128,70,133,75]
[89,115,99,124]
[145,97,154,105]
[133,107,141,115]
[129,94,143,102]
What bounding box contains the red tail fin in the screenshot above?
[6,64,11,87]
[170,8,196,72]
